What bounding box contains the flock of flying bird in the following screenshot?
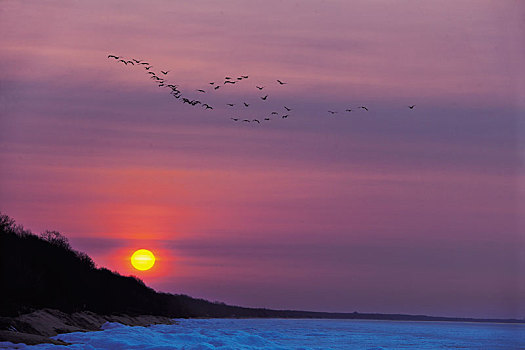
[108,55,416,125]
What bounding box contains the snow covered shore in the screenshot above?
[0,308,176,345]
[2,318,523,349]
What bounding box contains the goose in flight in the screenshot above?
[256,86,264,90]
[243,102,250,107]
[253,119,260,124]
[261,95,268,100]
[203,104,213,110]
[408,105,415,109]
[161,70,170,75]
[241,75,249,79]
[282,114,289,119]
[231,118,239,121]
[224,80,236,84]
[328,110,337,114]
[227,103,235,106]
[284,106,292,111]
[264,118,270,121]
[277,80,287,85]
[197,89,206,93]
[359,106,369,111]
[345,109,352,112]
[271,112,278,115]
[108,55,120,59]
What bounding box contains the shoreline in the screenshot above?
[0,309,177,346]
[2,309,523,346]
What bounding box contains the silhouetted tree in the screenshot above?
[75,251,96,269]
[40,230,71,250]
[0,212,15,232]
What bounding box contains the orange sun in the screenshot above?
[130,249,156,271]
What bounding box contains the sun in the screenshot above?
[130,249,156,271]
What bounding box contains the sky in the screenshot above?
[0,0,523,319]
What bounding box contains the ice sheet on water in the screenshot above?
[1,319,523,350]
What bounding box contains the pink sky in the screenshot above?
[0,0,523,318]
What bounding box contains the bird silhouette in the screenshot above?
[284,106,292,111]
[243,102,250,107]
[359,106,369,111]
[209,82,215,85]
[108,55,119,59]
[243,119,250,122]
[203,104,213,109]
[197,89,206,93]
[126,60,134,65]
[231,118,239,121]
[264,118,270,121]
[161,71,169,75]
[277,80,287,85]
[140,62,150,65]
[328,111,337,114]
[282,115,289,118]
[225,77,232,80]
[145,66,153,70]
[261,95,268,100]
[133,59,142,63]
[408,105,415,109]
[241,75,249,79]
[118,59,128,65]
[253,119,260,124]
[227,103,235,106]
[256,86,264,90]
[214,86,220,90]
[224,81,236,84]
[345,109,352,112]
[271,112,278,115]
